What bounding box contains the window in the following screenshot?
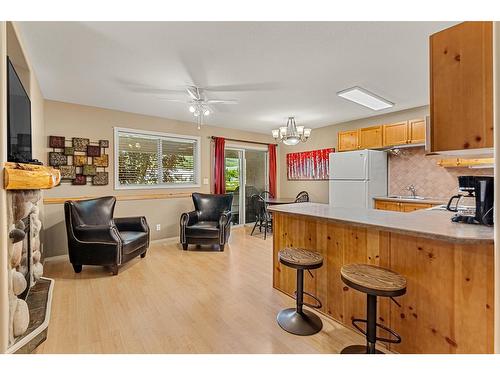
[114,128,201,189]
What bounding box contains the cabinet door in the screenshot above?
[430,22,493,152]
[359,126,383,149]
[408,119,425,144]
[375,201,401,212]
[337,130,359,152]
[400,203,433,212]
[383,121,408,146]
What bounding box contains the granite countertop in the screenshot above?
[373,196,447,205]
[268,202,493,244]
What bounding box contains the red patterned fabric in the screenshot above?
[268,144,277,197]
[213,137,225,194]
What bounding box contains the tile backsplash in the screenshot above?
[388,147,493,199]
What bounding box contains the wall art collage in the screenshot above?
[48,136,109,186]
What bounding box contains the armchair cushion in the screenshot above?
[120,231,149,254]
[185,221,220,238]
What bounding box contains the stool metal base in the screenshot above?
[277,308,323,336]
[340,344,383,354]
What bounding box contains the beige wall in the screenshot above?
[43,100,275,257]
[0,22,45,353]
[278,105,430,203]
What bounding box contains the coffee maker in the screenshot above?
[447,176,494,225]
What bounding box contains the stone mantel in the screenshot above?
[3,162,61,190]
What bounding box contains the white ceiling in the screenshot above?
[18,21,456,133]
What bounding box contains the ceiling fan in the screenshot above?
[160,86,238,129]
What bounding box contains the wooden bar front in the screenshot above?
[272,212,494,354]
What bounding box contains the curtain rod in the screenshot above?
[209,136,275,147]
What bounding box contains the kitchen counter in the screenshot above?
[270,202,494,353]
[268,202,493,244]
[373,196,447,205]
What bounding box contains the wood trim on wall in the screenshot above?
[43,192,193,205]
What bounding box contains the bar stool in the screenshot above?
[277,247,324,336]
[340,263,407,354]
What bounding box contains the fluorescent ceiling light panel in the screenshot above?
[337,86,394,110]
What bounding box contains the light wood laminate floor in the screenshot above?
[36,227,372,354]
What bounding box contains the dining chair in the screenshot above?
[295,191,310,203]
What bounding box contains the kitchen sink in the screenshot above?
[387,195,426,200]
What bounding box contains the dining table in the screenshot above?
[263,197,296,205]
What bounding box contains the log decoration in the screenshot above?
[3,162,61,190]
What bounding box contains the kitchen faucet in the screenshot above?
[407,184,417,198]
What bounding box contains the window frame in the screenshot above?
[114,126,201,190]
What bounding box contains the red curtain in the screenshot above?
[213,137,226,194]
[268,144,277,197]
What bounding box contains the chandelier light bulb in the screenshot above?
[189,105,196,113]
[204,108,210,116]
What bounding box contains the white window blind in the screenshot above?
[115,128,200,189]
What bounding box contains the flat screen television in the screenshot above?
[7,57,32,162]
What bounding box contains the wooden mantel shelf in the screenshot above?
[3,162,61,190]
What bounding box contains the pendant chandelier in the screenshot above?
[272,117,312,146]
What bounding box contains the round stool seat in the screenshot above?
[278,247,323,270]
[341,264,406,297]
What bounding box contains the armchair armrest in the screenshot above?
[180,211,198,227]
[219,211,233,228]
[73,224,121,244]
[114,216,149,233]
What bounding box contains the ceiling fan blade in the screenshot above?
[203,82,283,92]
[206,99,238,104]
[186,86,201,100]
[116,79,186,95]
[158,98,189,103]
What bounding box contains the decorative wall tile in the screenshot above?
[93,154,108,167]
[48,152,67,167]
[87,145,101,157]
[82,165,97,176]
[49,136,65,148]
[92,172,109,186]
[59,165,76,180]
[73,155,88,167]
[64,147,74,156]
[388,147,493,199]
[99,140,109,148]
[72,175,87,185]
[72,138,90,152]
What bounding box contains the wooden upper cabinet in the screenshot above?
[337,130,359,152]
[383,121,408,146]
[430,21,493,152]
[359,125,383,149]
[408,119,426,144]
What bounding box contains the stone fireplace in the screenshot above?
[7,189,44,346]
[3,162,60,353]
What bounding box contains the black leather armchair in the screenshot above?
[180,193,233,251]
[64,196,150,275]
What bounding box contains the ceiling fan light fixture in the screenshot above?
[337,86,394,111]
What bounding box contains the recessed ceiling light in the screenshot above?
[337,86,394,111]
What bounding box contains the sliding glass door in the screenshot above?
[224,147,268,225]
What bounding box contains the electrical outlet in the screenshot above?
[156,224,161,231]
[203,177,209,185]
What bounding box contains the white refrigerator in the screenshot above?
[329,150,387,208]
